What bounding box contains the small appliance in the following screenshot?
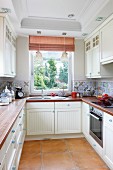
[15,87,24,99]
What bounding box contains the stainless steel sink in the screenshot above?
[27,96,66,100]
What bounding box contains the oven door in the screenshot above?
[90,112,103,147]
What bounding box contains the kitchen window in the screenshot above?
[29,36,75,94]
[30,50,73,94]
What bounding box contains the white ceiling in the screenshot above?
[0,0,113,38]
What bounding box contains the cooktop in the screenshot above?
[92,101,113,108]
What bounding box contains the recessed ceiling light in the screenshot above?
[62,32,67,36]
[0,8,11,13]
[37,31,41,34]
[96,17,104,21]
[68,14,75,18]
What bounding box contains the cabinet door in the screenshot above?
[11,46,16,76]
[55,108,81,134]
[103,125,113,169]
[4,39,12,75]
[27,109,54,135]
[100,19,113,63]
[92,46,100,77]
[82,102,90,138]
[85,50,92,77]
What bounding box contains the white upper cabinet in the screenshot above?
[100,19,113,64]
[85,28,113,78]
[85,32,100,78]
[0,14,16,77]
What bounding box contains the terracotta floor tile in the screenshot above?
[68,142,94,152]
[19,138,109,170]
[41,139,67,153]
[18,153,41,170]
[22,140,41,154]
[65,138,87,145]
[42,152,75,170]
[71,152,109,169]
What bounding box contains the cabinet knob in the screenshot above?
[19,123,22,126]
[109,119,112,122]
[12,129,15,133]
[12,166,16,170]
[93,144,96,147]
[67,104,70,106]
[19,142,23,145]
[12,140,15,144]
[19,116,22,118]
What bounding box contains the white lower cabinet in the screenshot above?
[27,109,54,135]
[82,102,90,139]
[27,102,82,135]
[0,107,26,170]
[55,102,81,134]
[103,112,113,169]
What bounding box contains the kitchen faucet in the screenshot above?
[41,89,44,98]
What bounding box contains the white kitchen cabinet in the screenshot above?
[55,102,81,134]
[82,102,90,139]
[85,32,101,78]
[103,112,113,169]
[0,14,16,77]
[85,31,113,78]
[0,107,26,170]
[100,19,113,64]
[27,102,54,135]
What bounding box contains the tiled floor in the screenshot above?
[19,138,110,170]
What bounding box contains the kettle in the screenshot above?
[15,87,24,99]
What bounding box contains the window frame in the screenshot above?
[30,51,73,95]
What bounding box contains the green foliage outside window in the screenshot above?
[34,58,68,90]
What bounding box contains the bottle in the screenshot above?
[4,86,12,103]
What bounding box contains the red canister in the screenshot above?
[71,91,77,98]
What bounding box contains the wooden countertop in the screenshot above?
[0,99,26,149]
[0,96,113,149]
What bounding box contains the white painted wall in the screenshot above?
[16,36,29,81]
[15,37,85,94]
[72,39,85,81]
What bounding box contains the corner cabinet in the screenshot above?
[55,102,81,134]
[0,14,16,77]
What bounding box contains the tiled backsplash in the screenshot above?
[0,78,113,97]
[73,80,113,97]
[96,81,113,96]
[0,79,30,96]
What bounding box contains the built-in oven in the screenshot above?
[89,106,103,147]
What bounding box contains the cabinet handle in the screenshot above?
[12,166,16,170]
[109,119,112,122]
[11,129,15,133]
[12,140,15,144]
[19,142,23,145]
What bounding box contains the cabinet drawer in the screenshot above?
[55,102,81,109]
[6,136,16,170]
[27,102,54,109]
[104,113,113,127]
[0,143,6,166]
